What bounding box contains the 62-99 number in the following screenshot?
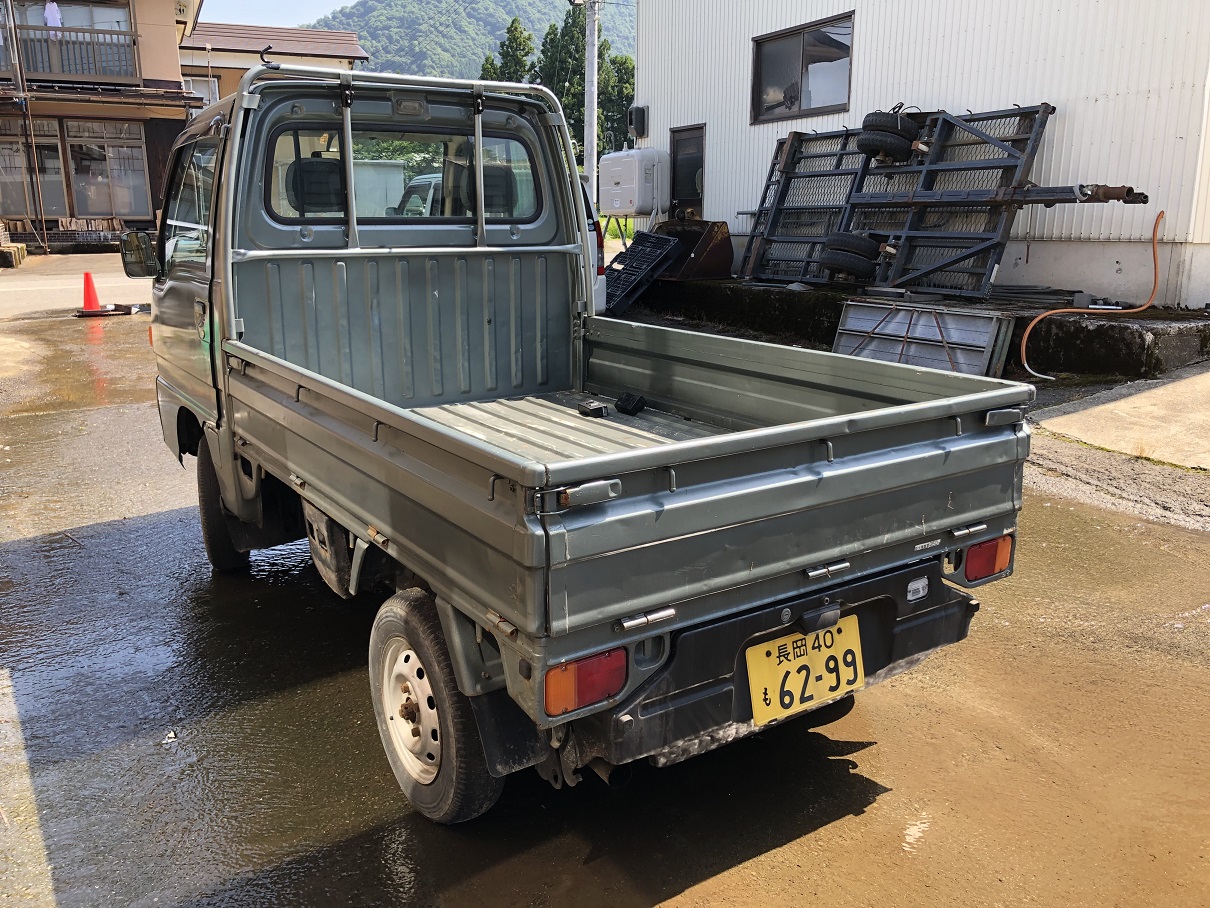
[778,647,860,709]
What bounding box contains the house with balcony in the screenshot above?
[0,0,208,246]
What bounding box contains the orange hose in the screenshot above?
[1019,209,1165,380]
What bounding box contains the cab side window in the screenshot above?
[161,139,219,270]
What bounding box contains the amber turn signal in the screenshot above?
[544,648,627,716]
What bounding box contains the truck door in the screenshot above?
[151,138,221,423]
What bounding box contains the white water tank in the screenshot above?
[598,148,670,217]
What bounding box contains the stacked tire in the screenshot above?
[820,231,881,282]
[855,111,921,163]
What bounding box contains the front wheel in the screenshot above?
[369,589,504,823]
[196,436,250,573]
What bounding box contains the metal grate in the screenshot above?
[604,231,681,315]
[833,301,1014,376]
[741,104,1147,299]
[738,129,867,283]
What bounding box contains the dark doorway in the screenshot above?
[670,124,704,220]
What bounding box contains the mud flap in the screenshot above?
[302,500,353,599]
[468,688,549,778]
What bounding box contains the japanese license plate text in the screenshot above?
[745,615,864,726]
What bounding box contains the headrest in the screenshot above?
[481,164,517,217]
[457,163,519,218]
[285,157,344,216]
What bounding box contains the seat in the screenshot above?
[284,157,345,216]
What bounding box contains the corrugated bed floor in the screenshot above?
[413,391,727,462]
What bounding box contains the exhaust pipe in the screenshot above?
[587,758,632,790]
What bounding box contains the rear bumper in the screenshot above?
[573,560,977,767]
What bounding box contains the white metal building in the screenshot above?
[632,0,1210,307]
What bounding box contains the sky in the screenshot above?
[198,0,341,27]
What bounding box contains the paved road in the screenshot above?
[1,267,1208,907]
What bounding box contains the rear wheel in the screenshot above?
[369,589,504,823]
[196,437,250,573]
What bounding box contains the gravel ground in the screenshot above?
[1024,429,1210,533]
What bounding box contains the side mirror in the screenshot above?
[120,230,159,279]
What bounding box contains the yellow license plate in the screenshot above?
[745,615,864,726]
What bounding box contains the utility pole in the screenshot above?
[583,0,599,198]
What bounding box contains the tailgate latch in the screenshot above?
[535,479,622,513]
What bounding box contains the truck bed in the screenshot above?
[225,312,1031,656]
[413,391,726,461]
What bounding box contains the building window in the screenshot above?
[0,118,69,218]
[752,14,853,123]
[65,120,151,218]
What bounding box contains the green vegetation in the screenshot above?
[309,0,634,81]
[604,217,634,240]
[310,2,635,160]
[482,9,635,160]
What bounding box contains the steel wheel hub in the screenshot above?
[382,639,442,785]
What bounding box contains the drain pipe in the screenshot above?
[1019,209,1164,381]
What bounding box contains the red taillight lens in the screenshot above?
[544,648,627,716]
[596,220,606,276]
[965,536,1013,582]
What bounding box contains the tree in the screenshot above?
[486,17,538,83]
[599,45,635,154]
[531,7,634,162]
[533,6,588,153]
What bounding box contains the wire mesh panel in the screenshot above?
[844,105,1053,298]
[739,129,867,283]
[740,104,1145,299]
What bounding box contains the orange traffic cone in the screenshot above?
[82,272,100,312]
[74,271,129,318]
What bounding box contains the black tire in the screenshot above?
[824,231,882,260]
[196,437,250,573]
[856,130,914,162]
[861,111,920,141]
[369,590,504,824]
[821,248,878,281]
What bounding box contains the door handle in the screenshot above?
[193,300,207,336]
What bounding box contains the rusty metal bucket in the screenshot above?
[651,220,734,281]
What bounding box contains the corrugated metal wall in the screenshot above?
[635,0,1210,244]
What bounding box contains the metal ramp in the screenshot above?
[738,128,864,282]
[740,104,1147,299]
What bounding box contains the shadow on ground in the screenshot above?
[0,508,888,907]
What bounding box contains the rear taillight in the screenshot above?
[544,648,627,716]
[595,220,606,276]
[965,536,1013,582]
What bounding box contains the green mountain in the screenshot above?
[310,0,635,80]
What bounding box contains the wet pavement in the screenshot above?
[2,274,1209,907]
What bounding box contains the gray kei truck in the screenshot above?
[121,66,1034,823]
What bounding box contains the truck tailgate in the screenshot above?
[542,413,1029,636]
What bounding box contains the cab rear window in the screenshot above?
[266,126,539,223]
